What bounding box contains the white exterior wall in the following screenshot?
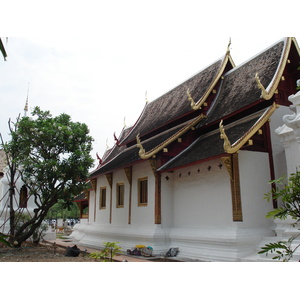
[71,161,170,252]
[238,150,274,228]
[131,161,155,226]
[0,169,37,233]
[269,105,290,178]
[91,161,156,227]
[88,189,96,223]
[172,158,232,228]
[73,153,277,261]
[160,172,174,228]
[0,170,37,213]
[111,168,130,226]
[94,175,110,225]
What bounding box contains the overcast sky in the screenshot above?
[1,1,299,168]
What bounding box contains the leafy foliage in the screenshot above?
[264,172,300,222]
[3,107,94,246]
[10,107,94,199]
[46,199,79,220]
[259,170,300,261]
[89,242,121,262]
[258,237,299,261]
[0,233,12,247]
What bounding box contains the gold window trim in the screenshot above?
[116,182,125,208]
[99,186,106,210]
[138,177,148,207]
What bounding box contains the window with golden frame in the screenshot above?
[100,187,106,209]
[138,177,148,206]
[116,182,124,208]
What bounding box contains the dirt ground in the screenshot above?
[0,241,98,262]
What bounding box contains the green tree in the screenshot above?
[89,242,122,262]
[258,171,300,261]
[2,107,94,246]
[46,199,79,220]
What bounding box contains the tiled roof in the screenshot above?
[158,113,262,172]
[121,59,224,144]
[90,124,186,177]
[202,40,285,125]
[91,38,300,177]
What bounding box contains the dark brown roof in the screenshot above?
[91,38,299,178]
[90,124,186,177]
[121,59,224,144]
[158,113,262,172]
[101,126,132,164]
[203,40,285,125]
[73,192,87,202]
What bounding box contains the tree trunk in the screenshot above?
[8,164,16,244]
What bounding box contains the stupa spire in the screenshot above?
[24,83,29,117]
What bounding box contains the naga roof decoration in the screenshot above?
[187,47,235,111]
[201,40,285,126]
[90,37,300,178]
[136,113,206,159]
[219,102,278,154]
[255,38,298,100]
[121,53,234,145]
[90,123,188,177]
[158,108,272,172]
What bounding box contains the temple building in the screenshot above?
[71,37,300,261]
[0,98,38,235]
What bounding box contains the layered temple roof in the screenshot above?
[121,55,233,145]
[90,37,300,178]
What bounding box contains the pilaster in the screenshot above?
[275,89,300,176]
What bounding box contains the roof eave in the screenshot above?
[190,51,235,111]
[256,37,297,101]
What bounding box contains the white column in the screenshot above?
[275,84,300,176]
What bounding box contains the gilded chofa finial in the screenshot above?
[255,73,272,100]
[219,120,231,152]
[227,37,231,54]
[145,91,149,104]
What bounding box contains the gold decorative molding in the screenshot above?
[136,134,146,157]
[219,102,278,154]
[187,49,235,111]
[222,154,243,221]
[219,120,231,152]
[105,173,113,188]
[187,88,197,109]
[255,73,272,100]
[221,156,233,181]
[84,190,89,199]
[123,166,132,224]
[90,178,97,192]
[136,114,205,159]
[148,158,158,177]
[123,166,132,185]
[231,153,243,221]
[255,38,293,101]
